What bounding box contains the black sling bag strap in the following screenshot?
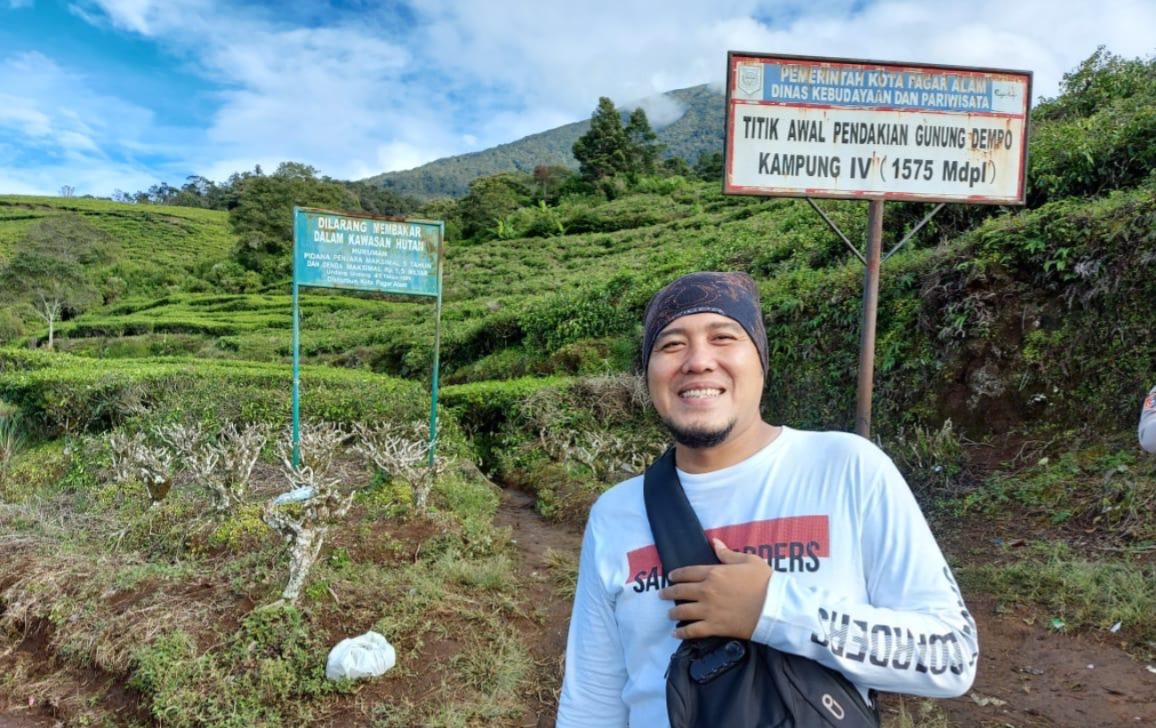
[643,448,880,728]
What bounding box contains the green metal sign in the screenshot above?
[294,208,442,296]
[291,207,445,469]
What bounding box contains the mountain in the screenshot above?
[362,84,725,199]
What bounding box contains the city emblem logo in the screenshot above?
[737,63,763,97]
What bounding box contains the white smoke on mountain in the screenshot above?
[630,94,687,129]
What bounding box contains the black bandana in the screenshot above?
[642,271,768,375]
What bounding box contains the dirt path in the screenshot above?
[931,594,1156,727]
[492,486,582,728]
[496,487,1156,728]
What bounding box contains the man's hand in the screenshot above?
[659,538,772,640]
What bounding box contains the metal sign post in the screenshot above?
[427,223,445,466]
[291,208,445,467]
[724,52,1032,437]
[857,200,884,437]
[291,215,302,466]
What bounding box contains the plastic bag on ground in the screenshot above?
[325,631,396,680]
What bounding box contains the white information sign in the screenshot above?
[725,53,1032,204]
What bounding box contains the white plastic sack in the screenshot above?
[325,631,396,681]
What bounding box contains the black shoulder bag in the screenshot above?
[643,448,880,728]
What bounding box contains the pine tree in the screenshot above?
[572,97,632,183]
[625,108,662,177]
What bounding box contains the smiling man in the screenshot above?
[555,271,978,727]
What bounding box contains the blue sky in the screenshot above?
[1,0,1154,197]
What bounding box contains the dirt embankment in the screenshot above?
[3,481,1153,727]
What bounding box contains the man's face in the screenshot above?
[646,312,765,448]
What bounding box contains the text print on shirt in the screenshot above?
[809,567,978,676]
[627,515,829,593]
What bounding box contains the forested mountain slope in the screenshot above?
[363,84,724,199]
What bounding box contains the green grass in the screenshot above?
[957,540,1156,642]
[0,195,234,268]
[959,445,1156,542]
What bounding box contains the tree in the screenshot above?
[532,164,578,204]
[230,162,361,279]
[344,181,419,216]
[661,157,693,178]
[573,97,633,183]
[0,251,97,349]
[416,197,463,242]
[161,175,230,210]
[0,214,111,349]
[1027,48,1156,204]
[694,151,724,182]
[133,182,180,205]
[624,108,661,177]
[1036,46,1156,121]
[458,172,532,240]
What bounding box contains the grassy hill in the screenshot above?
[363,84,725,199]
[0,195,234,269]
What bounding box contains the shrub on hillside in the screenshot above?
[1028,48,1156,204]
[0,354,441,438]
[204,261,264,293]
[518,274,655,354]
[560,193,688,234]
[0,307,28,345]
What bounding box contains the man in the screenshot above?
[556,271,978,727]
[1141,385,1156,453]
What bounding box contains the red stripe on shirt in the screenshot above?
[625,515,829,582]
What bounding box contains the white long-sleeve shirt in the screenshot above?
[556,427,978,727]
[1140,386,1156,453]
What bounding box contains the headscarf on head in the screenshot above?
[641,271,768,374]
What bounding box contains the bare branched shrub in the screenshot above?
[275,422,346,475]
[350,422,448,511]
[568,430,666,481]
[147,422,266,512]
[184,444,218,478]
[262,464,355,603]
[106,431,136,485]
[155,422,207,461]
[570,373,651,423]
[202,423,268,512]
[518,375,661,481]
[105,431,174,506]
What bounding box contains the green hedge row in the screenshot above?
[0,352,456,443]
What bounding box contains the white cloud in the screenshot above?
[7,0,1156,196]
[0,98,54,137]
[0,51,192,195]
[78,0,206,35]
[415,0,1156,119]
[632,95,687,129]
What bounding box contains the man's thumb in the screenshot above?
[712,538,747,563]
